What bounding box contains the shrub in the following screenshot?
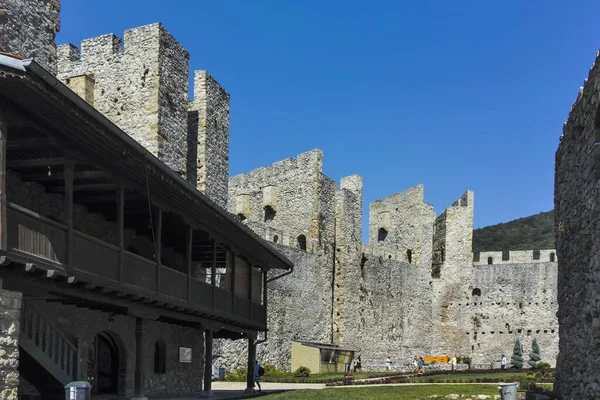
[224,367,247,382]
[293,366,311,377]
[537,361,551,374]
[528,338,541,369]
[263,364,285,376]
[511,338,524,369]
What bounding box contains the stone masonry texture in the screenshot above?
[219,150,559,373]
[0,0,61,75]
[0,287,21,400]
[189,70,230,208]
[57,23,190,177]
[555,50,600,399]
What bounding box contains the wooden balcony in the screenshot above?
[6,203,266,328]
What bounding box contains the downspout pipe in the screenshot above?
[256,263,294,347]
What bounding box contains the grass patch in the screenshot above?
[262,371,399,383]
[264,384,499,399]
[406,371,524,383]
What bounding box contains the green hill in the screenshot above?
[472,210,555,252]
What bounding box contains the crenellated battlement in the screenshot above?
[473,249,557,265]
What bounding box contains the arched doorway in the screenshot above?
[88,331,123,395]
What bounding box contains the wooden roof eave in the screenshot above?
[0,57,293,272]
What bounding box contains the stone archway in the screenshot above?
[87,331,126,395]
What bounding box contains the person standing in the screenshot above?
[500,354,507,370]
[450,355,457,372]
[385,356,392,371]
[418,356,425,374]
[354,357,362,373]
[253,360,262,392]
[411,356,419,373]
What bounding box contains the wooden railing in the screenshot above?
[20,300,78,385]
[6,203,266,326]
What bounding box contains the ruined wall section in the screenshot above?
[0,287,21,400]
[189,71,230,207]
[332,175,363,344]
[57,23,190,176]
[0,0,60,74]
[368,184,436,268]
[554,51,600,399]
[343,256,433,370]
[473,249,557,265]
[228,150,334,252]
[216,245,333,370]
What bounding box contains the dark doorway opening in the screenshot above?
[89,331,121,395]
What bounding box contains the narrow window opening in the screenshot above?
[406,249,412,264]
[377,228,388,242]
[273,235,279,243]
[154,340,166,374]
[237,213,247,221]
[473,252,480,262]
[264,205,276,222]
[502,250,510,262]
[487,257,493,265]
[472,288,481,297]
[297,234,307,251]
[533,250,540,260]
[550,253,555,262]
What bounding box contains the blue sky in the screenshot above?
[57,0,600,239]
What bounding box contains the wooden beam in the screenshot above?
[7,157,70,168]
[7,138,57,150]
[21,170,108,183]
[64,162,74,273]
[48,183,117,193]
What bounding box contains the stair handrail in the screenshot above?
[22,299,78,355]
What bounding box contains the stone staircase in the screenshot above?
[19,300,79,386]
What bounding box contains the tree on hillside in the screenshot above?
[528,338,541,369]
[511,338,524,369]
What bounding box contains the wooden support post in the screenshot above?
[246,338,256,392]
[0,108,6,254]
[117,185,125,284]
[155,207,162,294]
[204,330,213,392]
[248,262,253,320]
[64,162,74,272]
[186,225,192,301]
[230,251,236,315]
[134,317,146,396]
[211,240,217,308]
[262,270,268,323]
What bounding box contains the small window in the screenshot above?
[377,228,388,242]
[154,340,166,374]
[550,253,555,262]
[297,234,307,251]
[473,252,480,262]
[472,288,481,296]
[533,250,540,260]
[487,257,493,265]
[237,213,247,221]
[273,235,279,243]
[502,250,509,262]
[406,249,412,264]
[264,206,276,222]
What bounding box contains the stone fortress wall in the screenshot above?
[554,51,600,398]
[221,150,559,371]
[55,24,230,207]
[1,2,560,376]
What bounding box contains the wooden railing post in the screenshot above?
[0,107,6,254]
[117,185,125,284]
[64,162,74,273]
[211,240,216,309]
[154,207,162,295]
[248,262,253,320]
[186,225,192,301]
[262,269,267,324]
[230,251,236,315]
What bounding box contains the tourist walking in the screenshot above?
[500,354,507,370]
[411,355,419,373]
[354,357,362,373]
[385,356,392,371]
[418,356,425,374]
[450,355,457,371]
[253,360,262,392]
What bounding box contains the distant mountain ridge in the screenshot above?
[472,210,555,252]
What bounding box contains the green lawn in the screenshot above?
[263,384,500,399]
[406,371,525,383]
[262,371,398,383]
